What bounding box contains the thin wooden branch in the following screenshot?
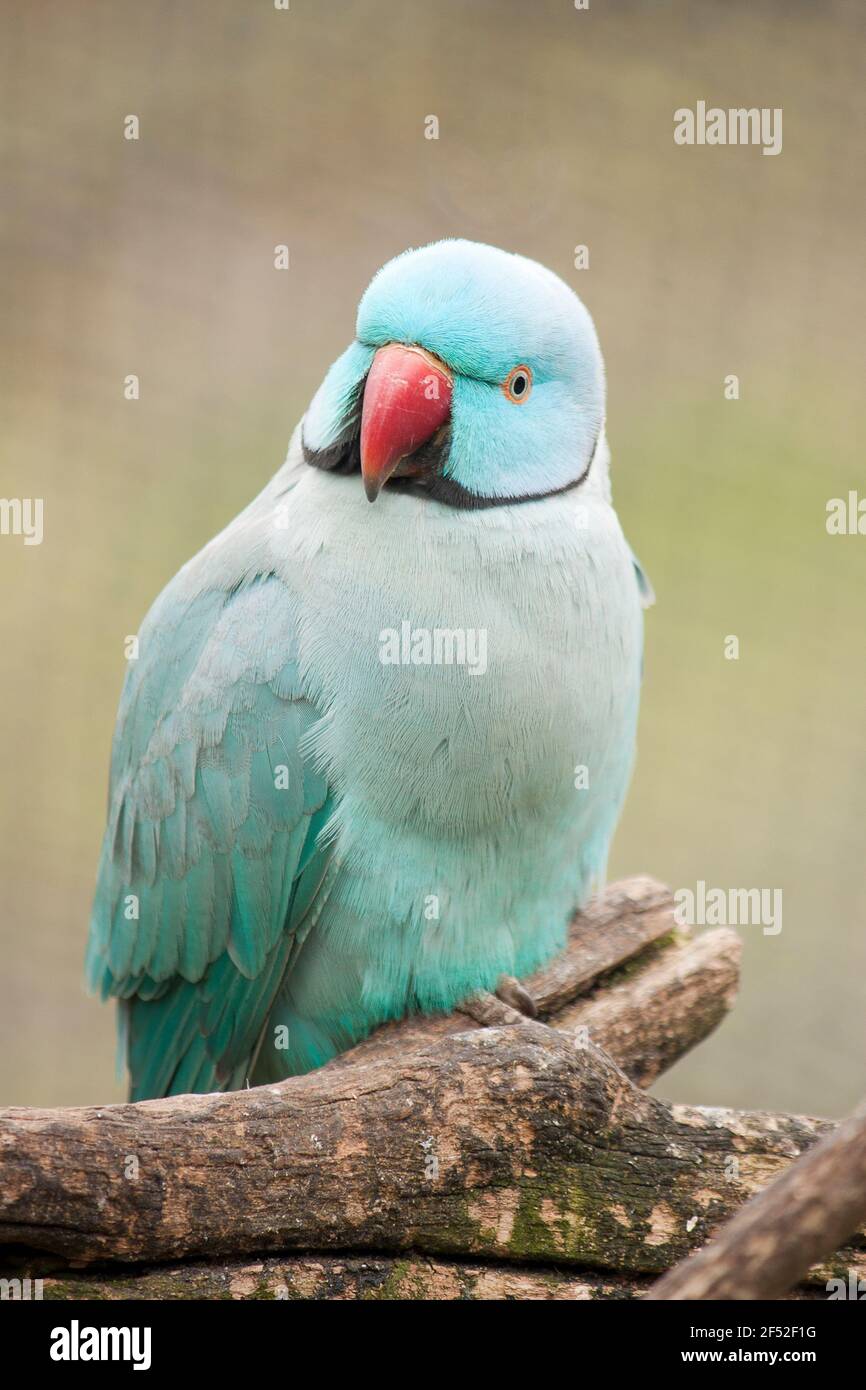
[525,874,681,1014]
[647,1101,866,1300]
[557,927,741,1087]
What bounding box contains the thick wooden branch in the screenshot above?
[3,1019,860,1279]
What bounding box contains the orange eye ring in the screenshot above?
[501,365,533,403]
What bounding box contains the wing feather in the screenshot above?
[86,573,333,1098]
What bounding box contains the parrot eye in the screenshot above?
[502,365,532,403]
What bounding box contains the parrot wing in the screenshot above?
[86,570,334,1099]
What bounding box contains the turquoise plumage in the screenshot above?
[86,239,650,1100]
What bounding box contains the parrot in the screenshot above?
[85,238,652,1101]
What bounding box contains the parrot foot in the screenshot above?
[457,975,539,1027]
[495,975,538,1019]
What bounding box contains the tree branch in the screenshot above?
[36,1256,657,1302]
[35,1254,830,1302]
[3,1014,857,1277]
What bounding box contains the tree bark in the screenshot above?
[3,1014,859,1281]
[33,1255,826,1302]
[34,1256,655,1301]
[648,1101,866,1300]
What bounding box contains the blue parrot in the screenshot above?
[86,239,652,1100]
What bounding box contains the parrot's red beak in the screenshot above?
[360,343,452,501]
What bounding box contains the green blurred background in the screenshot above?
[1,0,864,1114]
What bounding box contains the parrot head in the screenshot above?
[302,239,605,508]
